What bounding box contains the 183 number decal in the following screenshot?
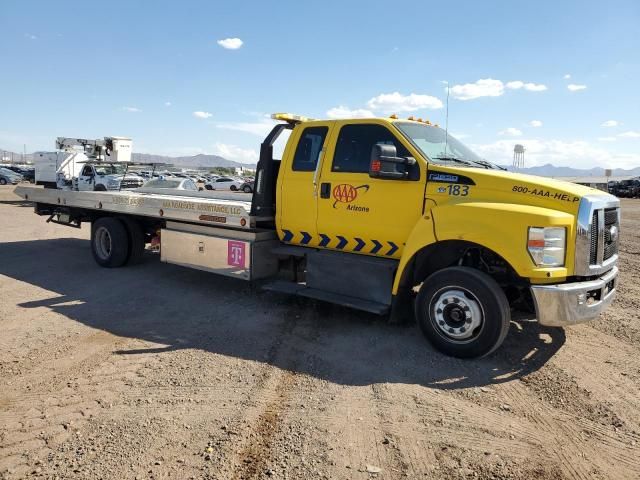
[447,184,469,196]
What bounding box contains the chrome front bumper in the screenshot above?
[530,266,618,327]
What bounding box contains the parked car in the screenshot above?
[611,179,640,198]
[204,177,244,191]
[0,167,23,185]
[3,165,35,183]
[139,178,199,192]
[239,180,255,193]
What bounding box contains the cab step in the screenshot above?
[262,280,389,315]
[271,244,309,258]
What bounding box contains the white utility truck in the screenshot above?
[34,136,144,191]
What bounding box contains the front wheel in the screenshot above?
[230,185,237,191]
[415,266,510,358]
[242,185,252,193]
[0,178,6,185]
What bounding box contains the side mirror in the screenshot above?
[369,144,416,180]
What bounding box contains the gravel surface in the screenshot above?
[1,185,639,479]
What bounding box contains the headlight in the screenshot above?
[528,227,566,267]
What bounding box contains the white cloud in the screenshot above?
[25,33,37,40]
[529,120,543,127]
[567,84,587,91]
[498,127,523,136]
[217,38,243,50]
[193,111,213,119]
[366,92,443,112]
[123,106,141,113]
[212,142,258,163]
[164,101,172,107]
[326,106,374,119]
[217,118,277,137]
[618,131,640,138]
[451,133,470,139]
[601,120,618,127]
[597,137,617,142]
[563,74,571,79]
[506,81,548,92]
[472,138,640,169]
[450,79,504,100]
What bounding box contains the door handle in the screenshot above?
[320,182,331,199]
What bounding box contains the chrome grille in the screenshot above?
[575,195,620,277]
[603,207,619,261]
[120,179,143,189]
[589,211,598,265]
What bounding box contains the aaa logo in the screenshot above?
[332,184,369,208]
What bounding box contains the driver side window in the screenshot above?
[81,166,93,176]
[332,124,413,175]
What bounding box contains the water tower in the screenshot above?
[513,144,525,170]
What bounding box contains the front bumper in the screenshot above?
[530,266,618,327]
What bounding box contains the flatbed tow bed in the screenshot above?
[15,185,259,229]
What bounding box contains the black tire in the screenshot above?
[94,184,107,191]
[415,266,510,359]
[120,217,145,265]
[230,185,237,191]
[91,217,130,268]
[0,178,6,185]
[242,185,252,193]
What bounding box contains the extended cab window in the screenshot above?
[292,126,328,172]
[332,124,415,178]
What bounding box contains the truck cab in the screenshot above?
[254,113,620,357]
[75,163,144,191]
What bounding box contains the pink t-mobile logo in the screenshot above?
[227,241,245,267]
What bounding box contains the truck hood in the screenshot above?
[102,174,143,182]
[426,165,615,214]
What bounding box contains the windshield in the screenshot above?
[395,122,488,167]
[94,164,127,175]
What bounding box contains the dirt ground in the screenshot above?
[1,185,639,480]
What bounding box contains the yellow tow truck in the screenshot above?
[16,113,620,358]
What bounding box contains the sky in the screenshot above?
[1,0,639,168]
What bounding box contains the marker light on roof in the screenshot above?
[270,113,315,123]
[389,114,398,119]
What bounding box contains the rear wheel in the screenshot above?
[230,185,237,191]
[94,184,107,192]
[91,217,129,267]
[120,217,145,265]
[242,185,252,193]
[415,266,510,358]
[0,178,6,185]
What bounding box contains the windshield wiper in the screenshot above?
[432,156,475,166]
[473,159,507,170]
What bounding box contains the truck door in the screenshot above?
[77,165,95,191]
[277,122,333,247]
[316,121,425,259]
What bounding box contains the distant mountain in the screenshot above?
[505,163,640,177]
[131,153,254,169]
[1,148,255,170]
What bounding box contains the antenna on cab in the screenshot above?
[444,81,450,156]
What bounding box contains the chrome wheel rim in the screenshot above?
[430,287,483,342]
[94,226,112,259]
